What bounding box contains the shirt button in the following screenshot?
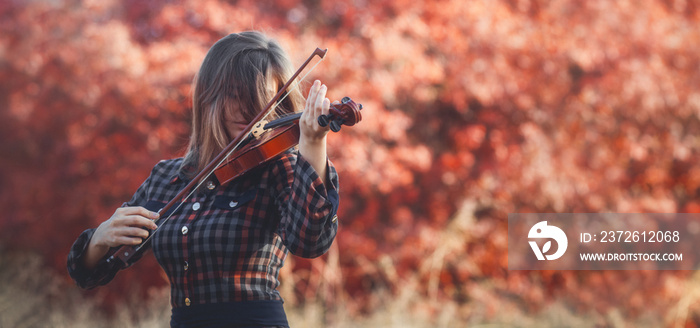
[184,261,189,271]
[185,298,191,306]
[192,202,201,211]
[206,181,216,190]
[229,201,238,208]
[181,226,189,235]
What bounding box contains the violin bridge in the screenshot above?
[251,120,268,139]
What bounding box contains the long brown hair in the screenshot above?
[182,31,304,175]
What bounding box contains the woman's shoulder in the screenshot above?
[153,157,184,172]
[148,158,186,182]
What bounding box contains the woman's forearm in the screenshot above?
[82,236,110,270]
[298,136,328,186]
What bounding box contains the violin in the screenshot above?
[214,96,362,185]
[103,48,362,269]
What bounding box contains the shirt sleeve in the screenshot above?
[271,152,340,258]
[66,228,122,289]
[66,164,158,289]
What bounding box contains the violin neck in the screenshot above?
[264,112,303,130]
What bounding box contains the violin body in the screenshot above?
[214,123,300,185]
[214,96,362,185]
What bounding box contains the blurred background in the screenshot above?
[1,0,700,327]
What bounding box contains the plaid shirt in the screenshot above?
[67,151,339,309]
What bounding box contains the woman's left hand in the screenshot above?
[298,80,331,185]
[299,80,331,142]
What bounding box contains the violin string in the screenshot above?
[135,55,325,250]
[260,57,325,123]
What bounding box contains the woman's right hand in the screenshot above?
[83,207,159,269]
[92,207,160,247]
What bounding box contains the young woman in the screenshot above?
[67,31,339,328]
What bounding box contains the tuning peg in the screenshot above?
[318,114,331,127]
[330,121,342,132]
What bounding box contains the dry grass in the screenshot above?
[0,249,691,328]
[2,202,697,328]
[0,250,170,328]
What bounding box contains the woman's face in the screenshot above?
[224,104,249,139]
[224,76,278,139]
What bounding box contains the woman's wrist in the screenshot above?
[299,132,327,145]
[82,228,109,269]
[298,136,329,186]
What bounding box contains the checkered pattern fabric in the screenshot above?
[68,151,339,308]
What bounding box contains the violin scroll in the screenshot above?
[318,97,363,132]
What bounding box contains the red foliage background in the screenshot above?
[2,0,700,324]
